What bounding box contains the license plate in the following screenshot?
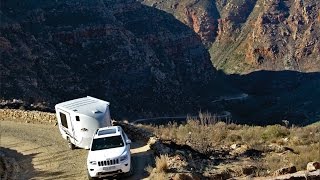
[103,166,116,171]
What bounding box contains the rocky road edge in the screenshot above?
[115,121,320,179]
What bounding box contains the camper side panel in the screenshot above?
[75,115,100,149]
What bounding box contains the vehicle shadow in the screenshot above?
[0,147,38,180]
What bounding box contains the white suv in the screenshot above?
[87,126,132,179]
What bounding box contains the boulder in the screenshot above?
[230,144,249,155]
[150,140,171,155]
[230,143,240,149]
[272,170,320,180]
[307,162,320,172]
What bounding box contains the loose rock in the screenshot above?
[307,162,320,172]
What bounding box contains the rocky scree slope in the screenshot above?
[141,0,320,73]
[0,0,233,119]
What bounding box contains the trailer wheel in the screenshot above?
[67,137,75,150]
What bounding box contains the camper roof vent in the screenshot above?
[92,110,102,114]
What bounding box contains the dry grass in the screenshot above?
[146,155,169,180]
[287,143,320,170]
[155,154,169,173]
[264,153,286,172]
[141,112,320,176]
[149,171,167,180]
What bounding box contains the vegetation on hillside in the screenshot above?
[142,112,320,177]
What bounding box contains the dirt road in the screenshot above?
[0,121,153,180]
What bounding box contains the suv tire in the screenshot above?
[125,165,133,177]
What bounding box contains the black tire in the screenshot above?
[126,167,133,177]
[67,138,75,150]
[125,165,133,177]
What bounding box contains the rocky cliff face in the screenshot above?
[141,0,320,74]
[140,0,221,46]
[0,0,229,119]
[141,0,320,124]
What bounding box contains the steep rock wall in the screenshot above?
[0,0,226,120]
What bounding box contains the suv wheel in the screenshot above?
[125,165,133,177]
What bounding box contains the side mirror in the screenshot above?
[126,139,131,144]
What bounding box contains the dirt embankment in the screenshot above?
[0,111,154,180]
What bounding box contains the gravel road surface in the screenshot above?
[0,121,153,180]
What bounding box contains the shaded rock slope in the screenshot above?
[0,0,235,119]
[1,0,319,124]
[139,0,320,125]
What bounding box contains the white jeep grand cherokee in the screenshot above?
[87,126,132,179]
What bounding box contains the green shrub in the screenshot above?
[261,125,290,141]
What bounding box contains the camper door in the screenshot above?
[57,110,76,144]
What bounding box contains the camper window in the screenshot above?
[76,116,80,121]
[60,112,68,128]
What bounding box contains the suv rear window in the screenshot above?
[91,135,124,151]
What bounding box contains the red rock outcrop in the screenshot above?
[141,0,220,46]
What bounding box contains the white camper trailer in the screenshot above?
[55,96,112,150]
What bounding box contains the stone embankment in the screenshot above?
[0,109,56,125]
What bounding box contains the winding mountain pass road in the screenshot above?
[210,93,249,103]
[132,93,248,125]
